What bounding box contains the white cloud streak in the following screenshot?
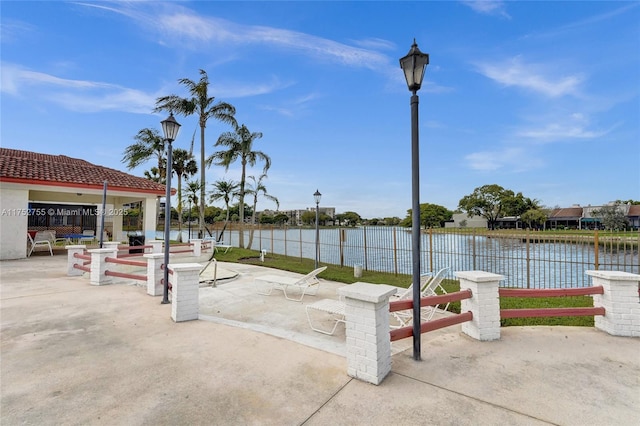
[475,56,584,97]
[1,63,155,113]
[461,1,511,19]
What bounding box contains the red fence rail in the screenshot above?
[73,264,91,273]
[105,257,146,268]
[389,290,473,342]
[72,252,92,272]
[104,270,147,281]
[499,286,606,319]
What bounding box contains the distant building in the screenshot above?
[445,213,488,228]
[257,207,335,226]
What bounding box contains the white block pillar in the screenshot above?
[149,240,163,254]
[66,245,87,276]
[103,241,120,255]
[144,253,165,296]
[89,247,118,286]
[190,239,202,257]
[338,282,398,385]
[586,270,640,337]
[170,263,202,322]
[457,271,504,341]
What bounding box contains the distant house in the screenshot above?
[628,205,640,230]
[0,148,171,260]
[444,213,488,228]
[547,206,583,230]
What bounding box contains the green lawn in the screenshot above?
[213,247,595,327]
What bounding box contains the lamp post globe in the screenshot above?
[161,113,181,305]
[400,39,429,94]
[314,190,321,268]
[400,40,429,361]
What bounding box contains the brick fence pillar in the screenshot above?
[190,239,202,257]
[338,282,398,385]
[66,245,86,276]
[169,263,202,322]
[457,271,504,341]
[89,247,119,286]
[149,240,164,254]
[103,241,120,255]
[144,253,165,296]
[586,270,640,337]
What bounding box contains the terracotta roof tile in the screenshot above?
[0,148,168,195]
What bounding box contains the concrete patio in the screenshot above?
[1,254,639,425]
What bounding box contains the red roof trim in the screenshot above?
[0,176,173,195]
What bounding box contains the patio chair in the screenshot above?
[419,267,451,322]
[27,231,54,257]
[49,230,67,246]
[306,296,345,335]
[254,266,327,301]
[79,230,96,244]
[390,267,450,328]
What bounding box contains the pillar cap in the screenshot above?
[586,270,640,281]
[455,271,504,282]
[339,282,397,303]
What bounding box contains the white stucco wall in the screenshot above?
[143,197,158,242]
[0,187,29,259]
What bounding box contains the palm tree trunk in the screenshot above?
[247,200,257,248]
[199,125,206,238]
[176,174,183,242]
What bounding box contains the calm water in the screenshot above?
[159,227,639,288]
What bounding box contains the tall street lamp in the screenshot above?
[161,113,181,305]
[314,189,322,268]
[400,39,429,361]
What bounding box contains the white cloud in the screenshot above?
[515,113,614,143]
[475,56,584,98]
[465,147,543,172]
[82,2,392,72]
[461,1,511,19]
[1,63,155,113]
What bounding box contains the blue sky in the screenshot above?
[2,1,639,219]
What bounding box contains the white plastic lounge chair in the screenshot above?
[214,241,232,253]
[419,267,451,321]
[28,231,53,257]
[79,230,96,244]
[254,266,327,301]
[390,267,450,328]
[306,297,345,335]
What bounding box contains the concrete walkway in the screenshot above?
[1,254,638,425]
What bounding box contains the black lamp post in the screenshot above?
[188,198,192,241]
[400,39,429,361]
[314,189,321,268]
[160,113,181,305]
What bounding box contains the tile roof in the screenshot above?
[549,207,583,218]
[628,205,640,216]
[0,148,169,195]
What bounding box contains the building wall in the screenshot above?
[0,187,29,259]
[445,213,488,228]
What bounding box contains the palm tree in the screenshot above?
[153,69,237,239]
[209,179,239,242]
[245,174,279,249]
[184,180,200,238]
[171,148,198,242]
[209,124,271,248]
[209,180,239,241]
[143,166,162,183]
[122,128,166,183]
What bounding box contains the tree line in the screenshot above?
[122,69,277,246]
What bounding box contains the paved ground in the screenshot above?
[1,253,639,425]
